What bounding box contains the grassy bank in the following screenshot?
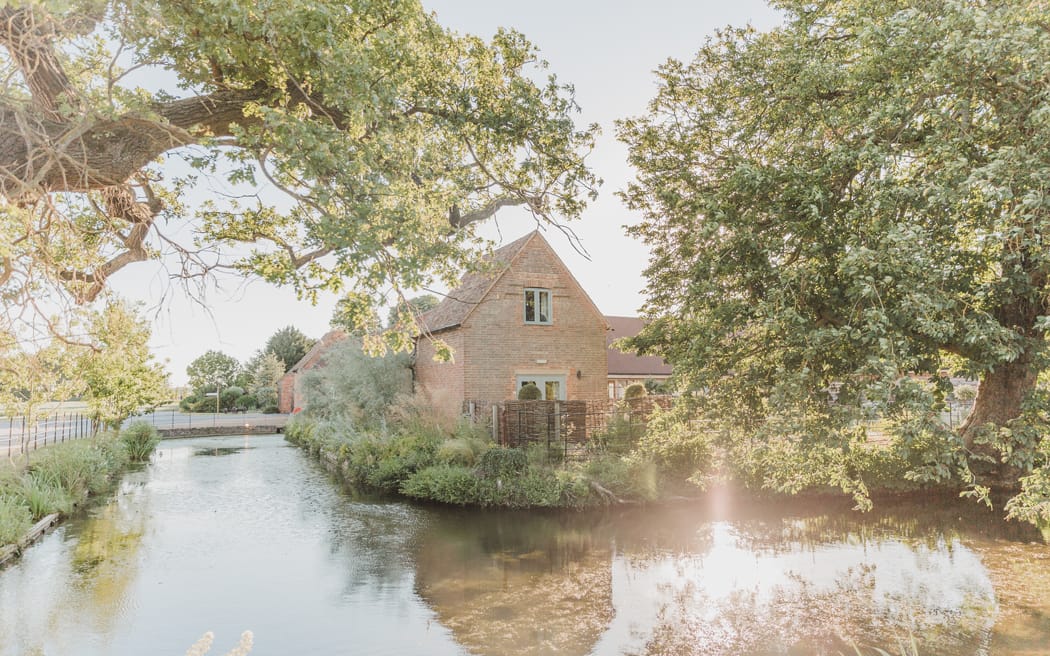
[284,413,692,509]
[0,422,159,549]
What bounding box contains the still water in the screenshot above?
[1,434,1048,656]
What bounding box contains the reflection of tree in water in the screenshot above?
[641,564,994,656]
[67,483,148,637]
[414,510,616,656]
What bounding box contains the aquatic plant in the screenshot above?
[120,421,160,462]
[0,496,32,544]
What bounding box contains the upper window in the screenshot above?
[524,288,552,324]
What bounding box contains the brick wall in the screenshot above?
[463,236,607,404]
[414,329,466,417]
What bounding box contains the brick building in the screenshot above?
[605,315,673,399]
[415,231,609,417]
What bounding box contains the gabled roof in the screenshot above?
[417,232,536,334]
[287,329,347,374]
[605,316,673,377]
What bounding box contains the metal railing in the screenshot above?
[1,413,98,456]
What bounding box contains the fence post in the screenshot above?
[491,405,499,443]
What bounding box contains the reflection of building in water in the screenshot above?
[414,514,614,656]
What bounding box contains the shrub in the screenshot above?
[517,383,542,400]
[0,496,33,545]
[262,404,280,414]
[179,395,199,412]
[631,406,712,480]
[436,437,487,467]
[121,421,160,462]
[581,455,658,502]
[220,387,243,411]
[475,447,528,479]
[400,465,478,504]
[624,383,648,400]
[236,393,258,410]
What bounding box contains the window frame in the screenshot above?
[523,287,553,325]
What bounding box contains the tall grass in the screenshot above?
[0,423,160,550]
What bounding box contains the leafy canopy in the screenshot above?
[263,326,314,373]
[0,0,598,346]
[186,350,241,393]
[619,0,1050,505]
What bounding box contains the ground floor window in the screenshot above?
[516,374,566,400]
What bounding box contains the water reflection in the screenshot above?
[1,436,1048,656]
[413,496,1048,656]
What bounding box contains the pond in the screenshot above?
[1,434,1047,655]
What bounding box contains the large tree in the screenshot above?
[79,301,169,427]
[263,325,313,373]
[0,0,597,342]
[186,350,240,394]
[619,0,1050,500]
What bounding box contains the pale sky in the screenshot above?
[110,1,782,386]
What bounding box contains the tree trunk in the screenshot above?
[958,354,1037,487]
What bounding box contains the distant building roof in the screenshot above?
[605,316,672,377]
[287,329,347,373]
[417,232,536,334]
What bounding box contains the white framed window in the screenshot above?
[524,288,552,324]
[517,375,566,400]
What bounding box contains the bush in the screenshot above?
[0,496,33,545]
[581,455,658,502]
[262,404,280,414]
[179,395,199,412]
[400,465,478,504]
[624,383,648,400]
[236,393,258,410]
[436,437,487,467]
[220,387,244,411]
[517,383,542,400]
[121,421,160,462]
[475,447,528,479]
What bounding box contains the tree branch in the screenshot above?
[0,5,74,117]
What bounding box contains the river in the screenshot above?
[1,434,1047,655]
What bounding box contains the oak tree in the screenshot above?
[0,0,597,341]
[619,0,1050,503]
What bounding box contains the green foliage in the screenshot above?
[236,394,258,410]
[16,473,76,519]
[399,465,479,505]
[186,351,241,394]
[220,387,244,411]
[618,0,1050,499]
[386,295,440,330]
[0,433,136,547]
[517,383,542,400]
[436,437,487,467]
[261,404,280,414]
[298,338,411,428]
[120,421,160,462]
[264,327,314,373]
[475,447,528,479]
[179,395,199,412]
[631,406,713,480]
[0,496,33,545]
[623,383,647,400]
[78,301,169,428]
[246,351,285,405]
[580,456,658,502]
[0,1,598,354]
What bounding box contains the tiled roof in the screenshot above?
[605,316,673,377]
[417,232,535,333]
[287,329,347,373]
